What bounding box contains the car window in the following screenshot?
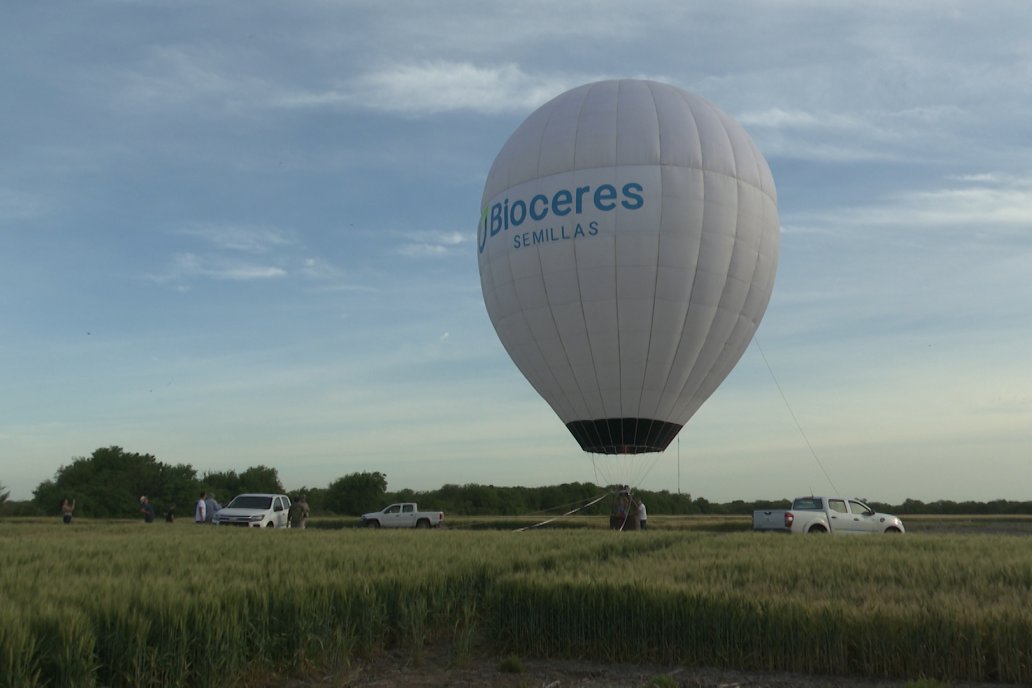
[828,499,848,513]
[792,498,822,510]
[402,504,414,513]
[228,496,272,509]
[386,505,400,514]
[849,500,871,515]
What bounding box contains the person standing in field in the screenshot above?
[638,500,648,530]
[140,496,155,523]
[203,493,221,524]
[61,496,76,524]
[288,495,310,529]
[195,492,207,524]
[164,504,176,523]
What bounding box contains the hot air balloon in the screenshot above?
[477,79,778,487]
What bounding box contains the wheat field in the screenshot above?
[1,520,1029,686]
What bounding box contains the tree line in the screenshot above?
[3,445,1032,519]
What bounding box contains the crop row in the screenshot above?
[0,522,1030,686]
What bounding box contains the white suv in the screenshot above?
[212,493,292,528]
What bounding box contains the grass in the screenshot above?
[1,519,1030,686]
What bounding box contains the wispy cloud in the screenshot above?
[116,46,272,114]
[396,230,468,258]
[787,174,1032,234]
[177,223,296,253]
[276,61,579,115]
[150,253,287,283]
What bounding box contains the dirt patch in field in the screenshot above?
[257,647,1015,688]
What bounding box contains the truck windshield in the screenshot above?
[228,496,273,509]
[791,497,823,510]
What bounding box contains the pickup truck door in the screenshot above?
[382,504,402,527]
[847,499,880,533]
[399,503,416,527]
[826,499,853,533]
[274,497,288,528]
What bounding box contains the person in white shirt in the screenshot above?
[638,500,648,530]
[195,492,207,524]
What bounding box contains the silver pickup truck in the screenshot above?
[753,496,905,534]
[359,503,444,529]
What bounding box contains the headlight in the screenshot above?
[248,514,264,521]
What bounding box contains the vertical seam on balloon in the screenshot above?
[528,84,584,425]
[574,81,611,454]
[668,105,741,423]
[694,189,777,409]
[657,88,706,425]
[695,159,777,403]
[634,80,665,451]
[612,78,625,450]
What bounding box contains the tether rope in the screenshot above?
[515,492,612,531]
[754,336,840,496]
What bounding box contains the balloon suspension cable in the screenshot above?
[755,337,840,496]
[515,492,611,532]
[591,448,663,499]
[631,450,664,492]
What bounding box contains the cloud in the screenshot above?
[275,61,579,115]
[395,229,469,257]
[298,258,379,293]
[787,173,1032,235]
[150,253,287,283]
[177,223,296,253]
[893,174,1032,229]
[116,46,272,114]
[737,102,972,163]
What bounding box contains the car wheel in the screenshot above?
[884,526,902,533]
[808,525,827,534]
[416,519,430,529]
[265,521,275,528]
[367,520,380,528]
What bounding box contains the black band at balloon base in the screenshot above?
[565,418,683,454]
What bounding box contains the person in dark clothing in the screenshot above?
[140,496,155,523]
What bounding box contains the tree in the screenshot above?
[201,466,284,504]
[32,446,201,518]
[202,470,243,502]
[288,487,326,514]
[238,465,283,495]
[325,472,387,515]
[0,482,8,506]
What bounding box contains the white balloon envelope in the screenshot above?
[478,79,779,456]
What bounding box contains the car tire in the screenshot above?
[367,520,380,528]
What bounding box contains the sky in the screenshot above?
[2,1,1031,505]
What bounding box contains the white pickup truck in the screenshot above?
[212,493,292,528]
[753,496,905,534]
[359,503,444,529]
